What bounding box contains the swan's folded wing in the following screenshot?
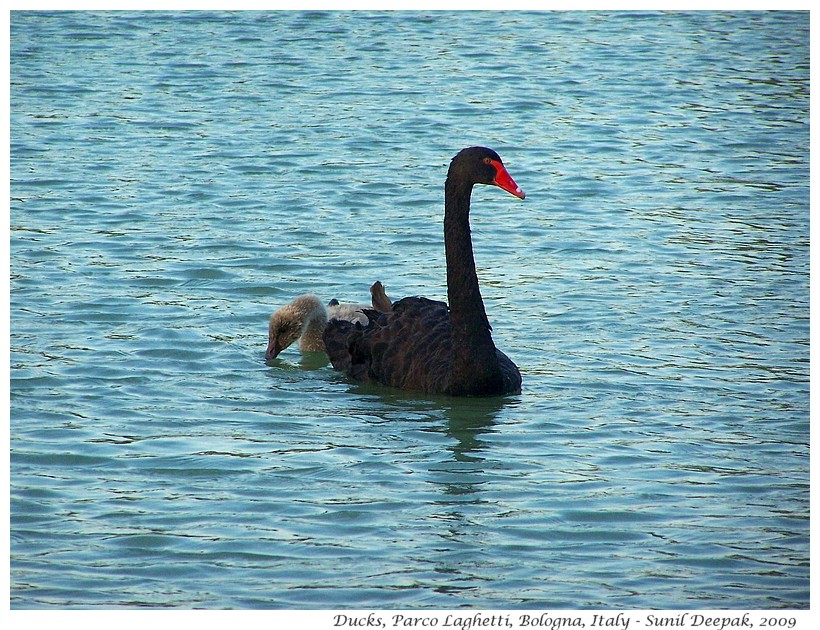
[324,296,454,393]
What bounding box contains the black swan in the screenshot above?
[323,147,525,396]
[266,282,392,360]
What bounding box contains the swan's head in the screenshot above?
[266,294,325,360]
[450,147,526,199]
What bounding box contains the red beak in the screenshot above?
[491,160,526,199]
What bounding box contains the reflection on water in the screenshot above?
[442,397,507,463]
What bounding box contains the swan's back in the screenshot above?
[324,297,453,394]
[324,295,521,396]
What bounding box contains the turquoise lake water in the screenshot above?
[10,11,809,609]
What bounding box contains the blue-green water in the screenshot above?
[10,11,809,609]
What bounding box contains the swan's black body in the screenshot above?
[324,147,524,396]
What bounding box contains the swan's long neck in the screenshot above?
[444,178,503,394]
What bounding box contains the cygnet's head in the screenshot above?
[266,294,326,360]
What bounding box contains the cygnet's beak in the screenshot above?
[265,338,282,361]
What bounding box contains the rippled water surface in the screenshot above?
[10,11,809,609]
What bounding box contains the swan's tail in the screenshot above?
[370,281,393,313]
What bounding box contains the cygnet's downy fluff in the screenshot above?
[266,282,392,361]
